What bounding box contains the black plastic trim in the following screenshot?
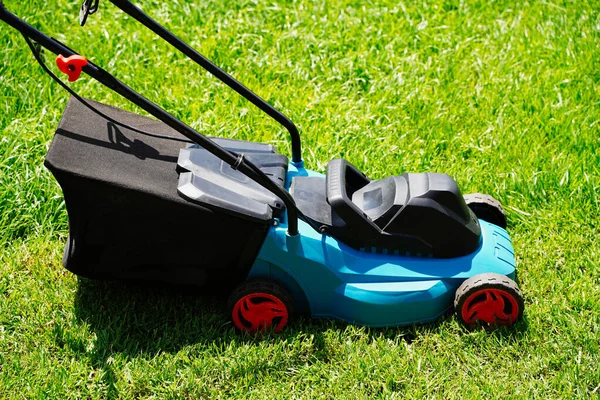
[326,159,381,241]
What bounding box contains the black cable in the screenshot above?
[22,34,193,144]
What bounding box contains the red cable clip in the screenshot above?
[56,54,88,82]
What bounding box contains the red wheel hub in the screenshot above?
[461,288,520,326]
[232,293,288,333]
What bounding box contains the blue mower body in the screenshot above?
[248,164,516,327]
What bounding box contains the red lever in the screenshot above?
[56,55,88,82]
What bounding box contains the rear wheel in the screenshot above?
[228,280,292,333]
[455,273,524,327]
[464,193,507,228]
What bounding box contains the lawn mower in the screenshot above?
[0,0,524,332]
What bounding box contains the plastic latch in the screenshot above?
[231,153,245,170]
[55,54,88,82]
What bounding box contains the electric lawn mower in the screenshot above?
[0,0,524,333]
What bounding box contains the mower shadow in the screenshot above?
[72,277,420,361]
[73,276,529,351]
[72,277,235,397]
[71,277,529,394]
[73,277,232,355]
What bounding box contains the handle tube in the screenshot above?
[109,0,303,163]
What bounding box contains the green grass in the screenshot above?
[1,0,599,398]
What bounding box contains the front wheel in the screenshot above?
[228,280,292,333]
[455,273,524,327]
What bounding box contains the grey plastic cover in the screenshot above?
[177,141,288,222]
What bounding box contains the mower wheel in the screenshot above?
[228,279,292,333]
[455,273,524,327]
[464,193,507,229]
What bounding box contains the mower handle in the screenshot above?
[0,3,303,236]
[109,0,303,164]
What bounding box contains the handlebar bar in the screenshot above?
[108,0,303,164]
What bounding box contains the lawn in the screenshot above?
[1,0,599,398]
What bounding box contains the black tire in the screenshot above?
[454,273,524,327]
[228,279,293,333]
[464,193,507,229]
